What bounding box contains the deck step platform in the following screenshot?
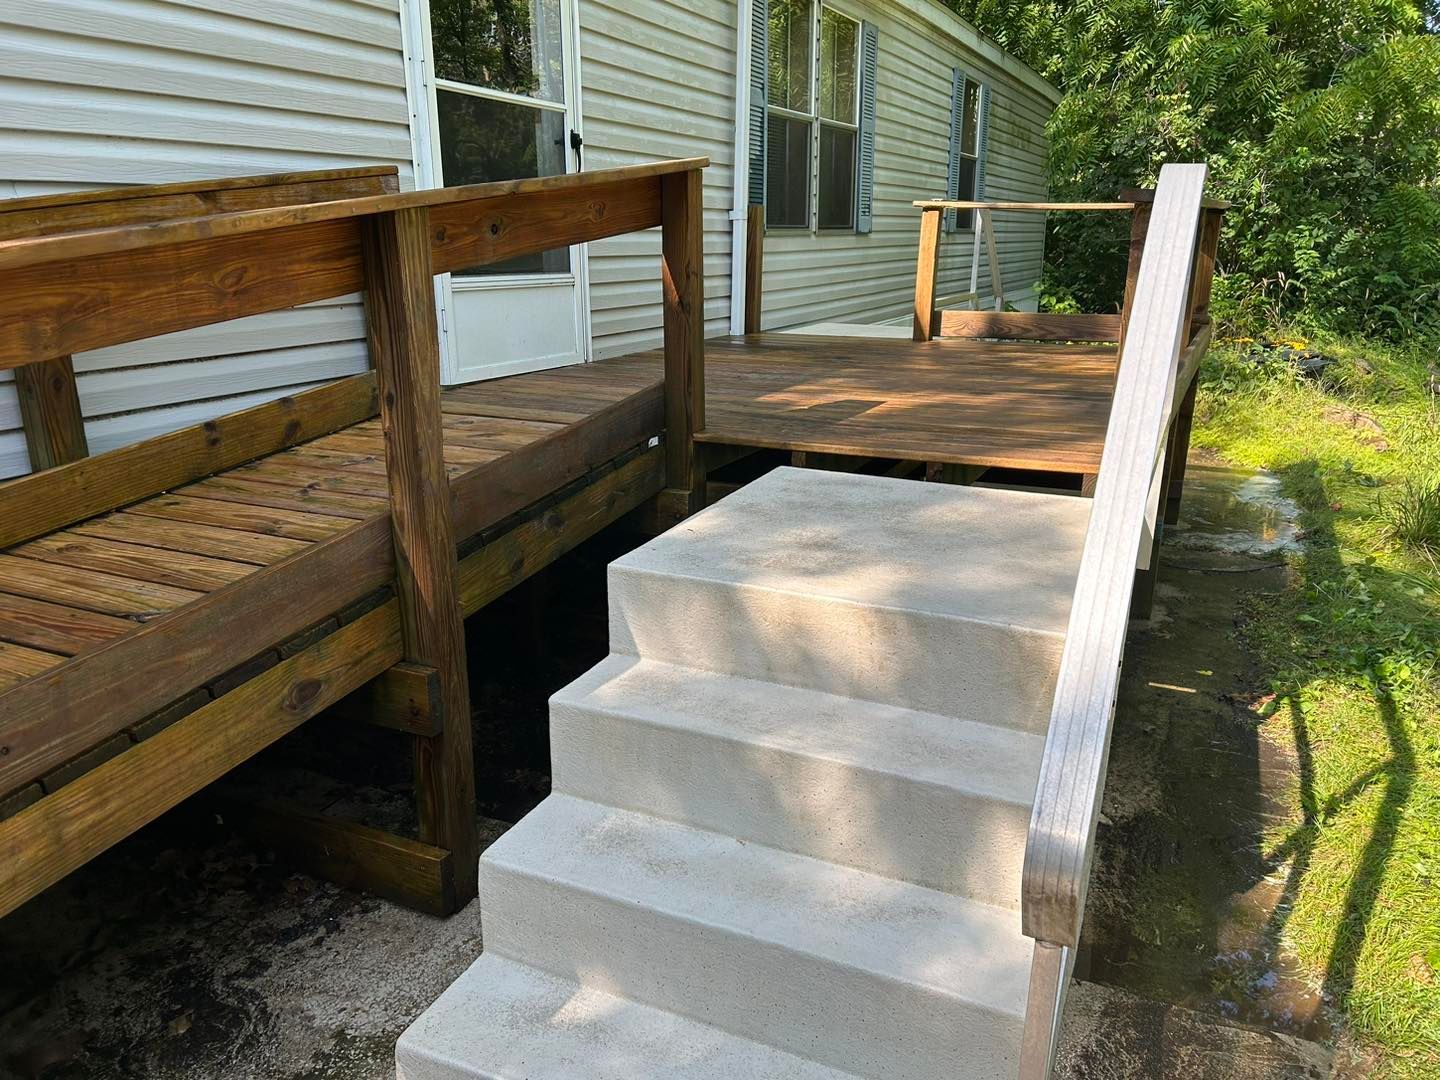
[402,467,1091,1078]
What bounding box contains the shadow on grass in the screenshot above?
[1257,459,1420,1019]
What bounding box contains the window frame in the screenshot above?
[762,0,866,234]
[815,5,862,232]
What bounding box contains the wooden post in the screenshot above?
[361,205,477,913]
[1189,207,1223,337]
[913,207,942,341]
[658,167,706,521]
[744,204,764,335]
[1116,202,1153,357]
[1165,207,1221,524]
[15,356,88,470]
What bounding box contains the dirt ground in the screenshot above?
[0,464,1339,1079]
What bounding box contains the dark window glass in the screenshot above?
[818,125,856,229]
[956,155,977,230]
[766,114,811,228]
[430,0,564,102]
[437,89,569,274]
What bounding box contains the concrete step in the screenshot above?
[480,794,1033,1080]
[607,468,1088,732]
[551,654,1043,907]
[397,954,865,1080]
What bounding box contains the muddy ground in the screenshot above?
[0,464,1339,1079]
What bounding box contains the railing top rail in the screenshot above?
[1020,162,1209,950]
[0,158,709,273]
[0,166,401,217]
[912,199,1134,211]
[0,158,709,372]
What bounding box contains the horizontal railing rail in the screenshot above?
[1016,163,1210,1078]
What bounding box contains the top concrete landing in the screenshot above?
[621,468,1090,636]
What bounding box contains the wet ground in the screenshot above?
[1073,461,1348,1073]
[0,463,1338,1079]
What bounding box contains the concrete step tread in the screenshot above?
[612,468,1089,634]
[397,955,865,1080]
[484,794,1033,1018]
[554,653,1044,808]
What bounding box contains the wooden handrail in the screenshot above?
[1016,163,1209,1078]
[912,199,1135,211]
[0,159,706,372]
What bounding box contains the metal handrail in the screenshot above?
[1016,163,1210,1078]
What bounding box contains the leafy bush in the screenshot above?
[946,0,1440,340]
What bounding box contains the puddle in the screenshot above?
[1166,466,1302,556]
[1079,462,1338,1045]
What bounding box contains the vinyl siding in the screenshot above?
[0,0,414,479]
[576,0,738,359]
[760,0,1053,329]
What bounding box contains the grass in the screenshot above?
[1193,333,1440,1076]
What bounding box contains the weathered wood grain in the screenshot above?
[0,373,379,550]
[361,206,477,909]
[0,601,403,919]
[935,311,1121,342]
[912,207,943,342]
[659,168,706,516]
[14,356,88,470]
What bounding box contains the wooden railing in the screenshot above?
[1012,164,1214,1077]
[0,158,708,910]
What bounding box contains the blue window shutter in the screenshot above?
[944,68,966,233]
[747,0,769,207]
[975,84,992,201]
[855,21,879,234]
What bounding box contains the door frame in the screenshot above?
[399,0,592,385]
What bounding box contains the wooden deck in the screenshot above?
[0,363,662,697]
[698,333,1116,475]
[0,159,1215,927]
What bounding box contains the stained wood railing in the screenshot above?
[0,158,708,912]
[1015,164,1214,1078]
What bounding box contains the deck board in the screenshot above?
[692,334,1118,472]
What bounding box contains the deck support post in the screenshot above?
[744,204,764,334]
[361,205,477,914]
[15,355,88,471]
[1165,208,1222,524]
[657,167,707,526]
[912,207,942,341]
[1117,201,1153,356]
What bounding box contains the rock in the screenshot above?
[1321,405,1389,452]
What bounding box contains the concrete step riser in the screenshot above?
[481,856,1026,1080]
[550,696,1033,908]
[607,566,1064,733]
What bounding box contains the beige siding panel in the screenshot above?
[0,0,412,480]
[762,0,1052,329]
[578,0,738,359]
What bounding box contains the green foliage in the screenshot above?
[946,0,1440,339]
[1384,476,1440,554]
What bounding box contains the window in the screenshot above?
[429,0,570,275]
[955,79,981,229]
[764,3,862,230]
[817,8,859,229]
[765,0,813,228]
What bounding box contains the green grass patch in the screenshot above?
[1194,334,1440,1075]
